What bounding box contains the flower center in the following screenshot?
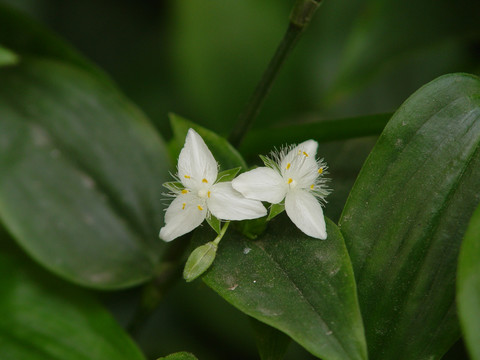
[197,188,211,198]
[287,178,298,189]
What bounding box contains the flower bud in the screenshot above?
[183,242,218,282]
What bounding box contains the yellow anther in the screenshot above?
[310,184,314,190]
[184,175,191,179]
[197,205,204,211]
[202,178,208,183]
[286,163,291,170]
[303,151,309,157]
[207,191,211,198]
[181,189,188,194]
[287,178,293,184]
[298,150,302,155]
[182,203,186,210]
[318,168,323,174]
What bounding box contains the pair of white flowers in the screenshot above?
[159,129,329,242]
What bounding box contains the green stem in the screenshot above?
[228,0,323,148]
[214,221,230,245]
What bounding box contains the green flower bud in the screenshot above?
[183,242,218,282]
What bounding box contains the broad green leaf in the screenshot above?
[0,59,170,289]
[339,73,480,359]
[251,319,291,360]
[169,113,247,171]
[157,352,198,360]
[457,204,480,360]
[0,3,107,80]
[240,113,391,158]
[198,215,367,360]
[0,250,145,360]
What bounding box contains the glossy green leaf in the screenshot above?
[0,3,107,80]
[339,73,480,359]
[0,59,170,289]
[0,251,146,360]
[457,204,480,360]
[169,113,247,171]
[198,215,367,360]
[157,352,198,360]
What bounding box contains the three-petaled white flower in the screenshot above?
[159,129,267,242]
[232,140,330,239]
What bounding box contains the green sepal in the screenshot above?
[267,203,285,221]
[183,242,218,282]
[216,167,241,183]
[163,181,184,192]
[259,154,278,171]
[235,217,268,240]
[206,215,222,235]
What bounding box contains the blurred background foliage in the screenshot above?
[0,0,479,359]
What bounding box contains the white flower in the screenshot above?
[232,140,330,239]
[159,129,267,242]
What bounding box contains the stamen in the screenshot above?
[287,178,293,184]
[181,189,188,194]
[286,163,291,170]
[182,203,186,210]
[298,150,302,155]
[202,178,208,183]
[197,205,204,211]
[207,191,211,198]
[184,175,191,179]
[303,151,309,157]
[310,184,314,190]
[318,168,323,174]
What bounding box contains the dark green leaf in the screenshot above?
[267,203,285,221]
[169,113,247,171]
[339,73,480,359]
[457,204,480,360]
[198,215,367,360]
[217,167,242,182]
[0,59,170,289]
[157,352,198,360]
[0,251,146,360]
[241,113,391,158]
[0,3,107,80]
[251,319,291,360]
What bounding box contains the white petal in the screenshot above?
[159,193,207,242]
[208,182,267,220]
[232,167,286,203]
[297,140,318,157]
[178,129,218,189]
[280,139,318,171]
[285,190,327,239]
